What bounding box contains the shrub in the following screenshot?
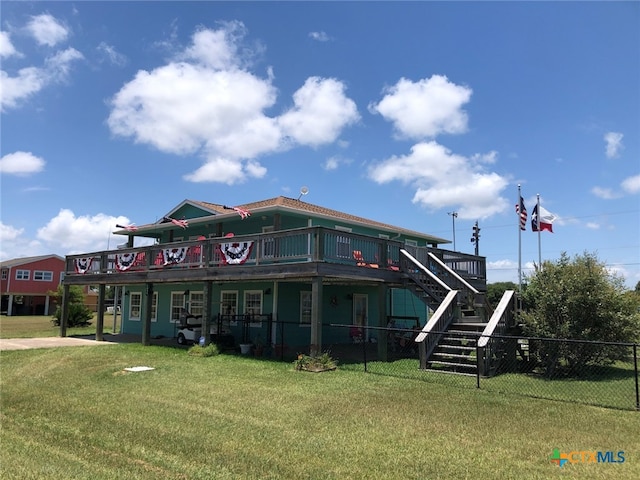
[187,343,220,357]
[294,352,337,372]
[51,303,93,327]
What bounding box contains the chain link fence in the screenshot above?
[329,324,639,412]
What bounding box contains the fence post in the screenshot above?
[634,343,639,411]
[363,329,368,373]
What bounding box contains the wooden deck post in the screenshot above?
[377,283,388,361]
[96,284,105,341]
[310,277,323,356]
[60,284,70,337]
[142,283,153,346]
[202,281,212,346]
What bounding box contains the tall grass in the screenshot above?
[1,345,639,479]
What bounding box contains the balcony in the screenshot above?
[63,226,486,288]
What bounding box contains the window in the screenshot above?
[189,291,204,318]
[300,291,312,326]
[129,293,142,321]
[170,292,186,323]
[1,269,7,280]
[16,270,30,280]
[244,290,263,327]
[151,292,158,322]
[221,291,238,316]
[34,271,53,282]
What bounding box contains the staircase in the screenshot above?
[401,249,516,377]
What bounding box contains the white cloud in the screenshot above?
[604,131,624,159]
[0,31,19,58]
[0,47,83,111]
[621,174,640,194]
[0,222,24,243]
[368,141,509,219]
[324,157,340,171]
[309,31,330,42]
[590,186,619,200]
[585,222,600,230]
[26,14,69,47]
[278,77,360,147]
[0,151,45,175]
[97,42,127,66]
[369,75,472,139]
[36,209,135,252]
[108,23,359,184]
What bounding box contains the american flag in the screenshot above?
[164,216,188,229]
[515,197,527,231]
[116,223,138,232]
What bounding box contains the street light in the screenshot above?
[447,212,458,251]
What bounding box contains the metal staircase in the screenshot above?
[401,249,517,377]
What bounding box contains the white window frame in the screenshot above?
[170,291,186,323]
[151,292,158,322]
[15,270,30,280]
[189,291,204,318]
[244,290,263,327]
[129,292,142,321]
[34,271,53,282]
[300,291,312,326]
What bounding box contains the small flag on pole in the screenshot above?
[531,205,556,232]
[116,224,138,232]
[223,205,251,219]
[515,197,527,231]
[163,216,189,229]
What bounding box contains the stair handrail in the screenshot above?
[400,249,452,293]
[477,290,516,348]
[477,290,516,377]
[414,290,458,364]
[427,252,479,295]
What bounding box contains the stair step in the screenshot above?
[431,350,476,362]
[428,359,477,369]
[437,345,475,353]
[422,368,476,377]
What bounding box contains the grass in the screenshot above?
[0,313,121,338]
[1,344,639,480]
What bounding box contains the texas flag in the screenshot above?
[531,205,557,232]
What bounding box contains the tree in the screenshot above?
[486,281,517,307]
[520,251,640,376]
[49,285,93,328]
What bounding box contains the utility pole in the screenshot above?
[471,221,480,256]
[447,212,458,251]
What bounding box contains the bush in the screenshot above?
[187,343,220,357]
[294,352,337,372]
[520,251,640,376]
[51,303,93,327]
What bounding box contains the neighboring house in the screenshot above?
[1,255,65,316]
[62,196,515,373]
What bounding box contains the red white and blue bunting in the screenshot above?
[115,252,139,271]
[74,257,93,274]
[218,241,253,265]
[162,247,188,265]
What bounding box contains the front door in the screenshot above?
[353,294,368,341]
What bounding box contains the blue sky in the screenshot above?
[1,1,639,288]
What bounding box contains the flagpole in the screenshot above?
[536,193,542,268]
[518,184,522,292]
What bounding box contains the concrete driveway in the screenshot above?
[0,334,181,351]
[0,337,120,351]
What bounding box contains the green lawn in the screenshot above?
[0,313,120,338]
[1,345,639,479]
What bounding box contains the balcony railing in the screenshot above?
[65,226,486,284]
